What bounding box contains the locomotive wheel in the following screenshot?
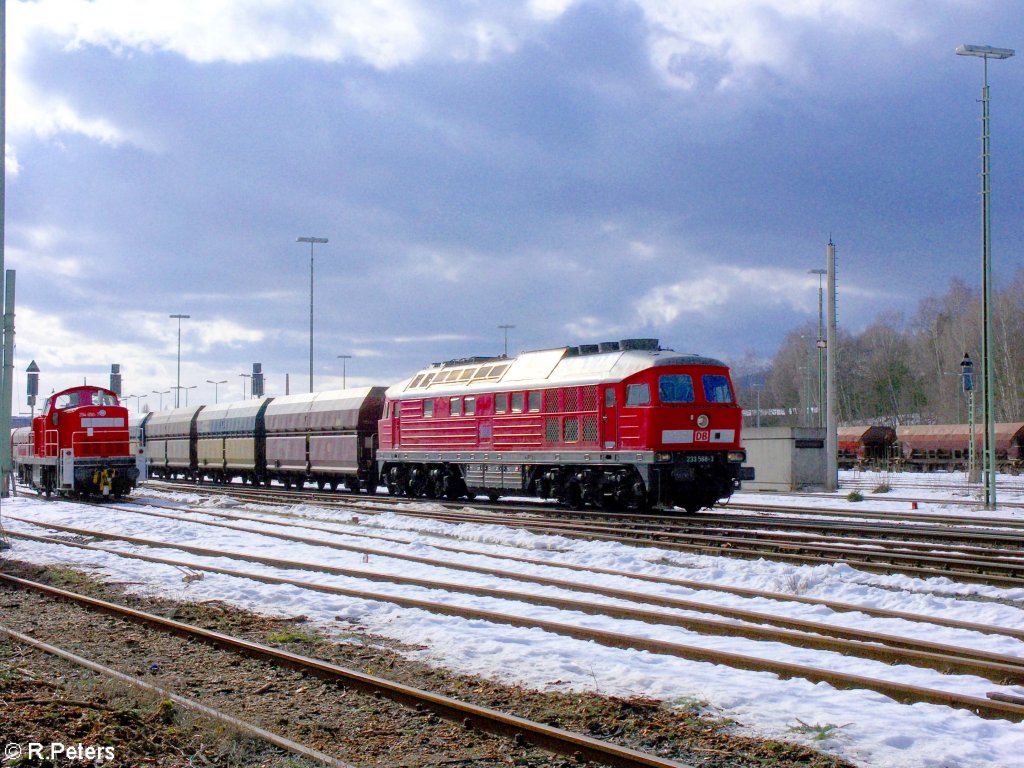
[564,481,583,510]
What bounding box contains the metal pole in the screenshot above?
[0,0,10,498]
[956,43,1014,509]
[498,324,515,357]
[337,355,352,389]
[296,237,328,393]
[0,271,14,498]
[207,379,226,404]
[825,240,838,491]
[170,314,189,408]
[309,242,314,391]
[980,59,994,508]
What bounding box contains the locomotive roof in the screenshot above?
[389,341,728,399]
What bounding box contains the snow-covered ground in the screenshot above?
[1,472,1022,768]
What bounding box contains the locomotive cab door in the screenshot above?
[601,386,618,449]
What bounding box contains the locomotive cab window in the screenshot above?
[659,375,694,403]
[700,376,733,405]
[625,383,650,406]
[55,392,81,409]
[702,375,734,403]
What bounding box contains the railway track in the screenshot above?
[0,622,350,767]
[138,481,1024,587]
[0,572,692,768]
[5,501,1024,722]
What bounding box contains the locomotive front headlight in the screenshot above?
[696,414,709,429]
[728,450,746,463]
[655,452,672,462]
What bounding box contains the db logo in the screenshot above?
[695,430,710,442]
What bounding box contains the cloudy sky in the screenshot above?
[4,0,1023,411]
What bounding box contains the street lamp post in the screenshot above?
[183,385,197,406]
[498,324,515,357]
[152,389,170,410]
[956,43,1015,510]
[207,379,227,404]
[239,373,251,400]
[169,314,190,408]
[809,269,827,428]
[296,236,328,393]
[337,355,352,389]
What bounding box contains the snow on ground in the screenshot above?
[1,472,1023,768]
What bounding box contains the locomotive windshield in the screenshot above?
[52,389,119,410]
[54,392,82,409]
[702,375,734,403]
[658,375,694,403]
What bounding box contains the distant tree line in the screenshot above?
[732,272,1024,427]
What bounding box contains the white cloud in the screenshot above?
[633,0,942,89]
[634,263,898,327]
[5,226,86,278]
[563,315,630,340]
[405,246,480,283]
[4,143,21,177]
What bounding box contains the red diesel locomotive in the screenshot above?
[377,339,753,511]
[14,385,138,497]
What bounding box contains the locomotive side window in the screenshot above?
[604,388,615,407]
[450,397,462,416]
[702,375,734,403]
[465,397,476,416]
[423,399,434,417]
[528,391,541,412]
[496,393,508,413]
[659,375,694,403]
[625,383,650,406]
[511,392,524,412]
[55,392,81,409]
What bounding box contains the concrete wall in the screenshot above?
[742,427,826,492]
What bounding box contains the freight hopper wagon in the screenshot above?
[195,399,271,484]
[14,385,138,497]
[263,387,387,491]
[146,405,205,480]
[378,339,753,512]
[895,423,1024,472]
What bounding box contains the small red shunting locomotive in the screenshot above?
[14,385,138,498]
